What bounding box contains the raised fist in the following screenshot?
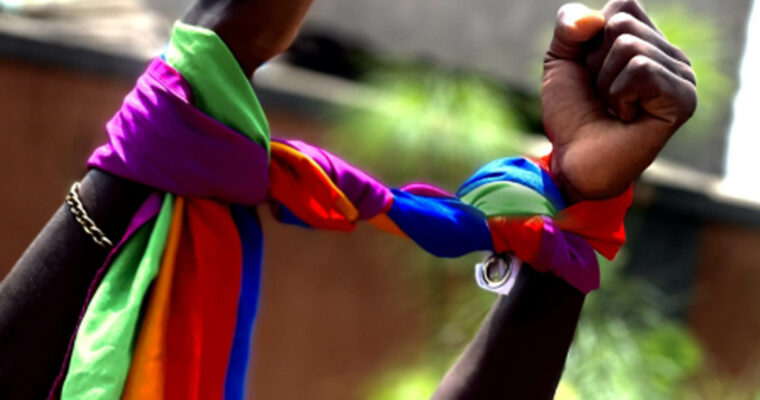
[542,0,697,202]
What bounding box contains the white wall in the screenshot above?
[725,0,760,198]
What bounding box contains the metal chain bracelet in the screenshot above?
[65,182,114,249]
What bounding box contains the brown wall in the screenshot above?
[0,58,133,274]
[0,58,428,399]
[691,223,760,388]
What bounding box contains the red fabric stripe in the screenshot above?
[488,216,545,267]
[166,199,242,399]
[556,186,632,260]
[536,152,631,260]
[268,142,357,231]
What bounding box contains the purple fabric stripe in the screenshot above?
[533,216,600,294]
[400,183,455,198]
[275,139,393,219]
[88,59,269,206]
[46,193,163,400]
[149,57,194,103]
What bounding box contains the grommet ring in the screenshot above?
[475,253,522,296]
[479,253,513,288]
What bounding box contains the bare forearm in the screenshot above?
[0,3,311,394]
[432,266,585,400]
[0,170,151,397]
[182,0,313,77]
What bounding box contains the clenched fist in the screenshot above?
[542,0,697,202]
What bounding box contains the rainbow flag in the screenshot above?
[46,22,631,400]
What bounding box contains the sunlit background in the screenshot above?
[0,0,758,398]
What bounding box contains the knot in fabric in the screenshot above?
[57,20,632,400]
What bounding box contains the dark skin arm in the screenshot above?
[0,3,305,396]
[544,0,696,202]
[0,0,695,398]
[0,170,152,397]
[433,0,696,398]
[432,267,585,400]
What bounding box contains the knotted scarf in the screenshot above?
[47,21,632,400]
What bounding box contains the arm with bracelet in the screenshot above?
[0,0,695,399]
[0,2,311,397]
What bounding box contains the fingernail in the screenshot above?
[574,10,604,30]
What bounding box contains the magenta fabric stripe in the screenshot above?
[533,216,600,294]
[88,59,269,205]
[56,35,629,397]
[400,183,457,198]
[275,139,394,218]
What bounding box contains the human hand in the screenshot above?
[542,0,697,202]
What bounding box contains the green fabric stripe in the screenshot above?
[165,21,270,153]
[62,194,175,400]
[460,181,557,218]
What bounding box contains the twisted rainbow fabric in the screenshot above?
[47,22,632,400]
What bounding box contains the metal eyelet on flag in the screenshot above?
[475,253,522,296]
[481,254,512,287]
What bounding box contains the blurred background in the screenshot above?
[0,0,758,398]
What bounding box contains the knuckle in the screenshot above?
[688,96,698,118]
[684,84,698,113]
[606,12,636,37]
[677,64,697,84]
[612,33,641,55]
[607,0,645,17]
[628,54,655,73]
[673,47,691,66]
[670,85,698,125]
[618,0,644,13]
[606,0,636,12]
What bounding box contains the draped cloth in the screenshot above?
[47,21,632,400]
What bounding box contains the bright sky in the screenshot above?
[725,0,760,200]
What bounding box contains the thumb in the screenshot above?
[547,3,605,61]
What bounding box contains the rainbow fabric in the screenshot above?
[46,22,632,400]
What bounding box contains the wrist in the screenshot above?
[546,152,585,205]
[182,7,264,77]
[182,0,313,78]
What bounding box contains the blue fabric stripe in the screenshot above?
[224,206,264,400]
[273,202,312,229]
[457,157,566,211]
[387,189,493,258]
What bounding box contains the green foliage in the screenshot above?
[559,255,702,400]
[365,251,704,400]
[650,4,735,145]
[350,4,732,400]
[365,368,439,400]
[329,66,526,188]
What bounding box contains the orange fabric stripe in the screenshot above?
[269,142,358,231]
[122,197,185,400]
[367,213,407,238]
[366,198,405,237]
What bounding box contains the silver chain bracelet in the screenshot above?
[65,182,114,249]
